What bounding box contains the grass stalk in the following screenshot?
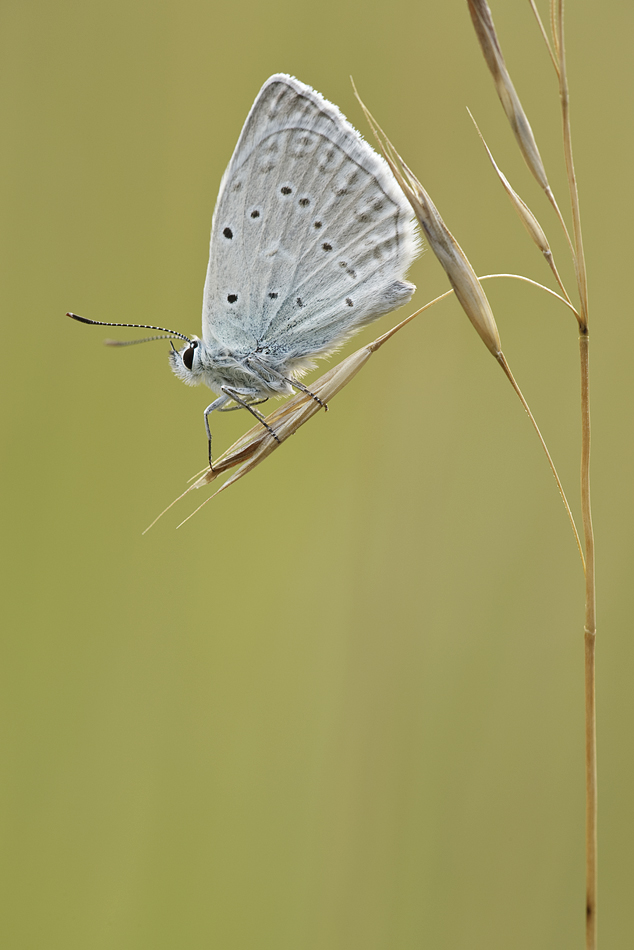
[580,327,597,949]
[552,2,597,943]
[470,3,597,940]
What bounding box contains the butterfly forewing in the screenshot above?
[202,74,418,362]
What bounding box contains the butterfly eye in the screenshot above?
[182,343,197,370]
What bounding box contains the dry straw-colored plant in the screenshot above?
[153,3,597,945]
[465,3,596,946]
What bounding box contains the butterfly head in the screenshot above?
[169,336,205,386]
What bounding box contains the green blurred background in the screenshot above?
[1,0,632,946]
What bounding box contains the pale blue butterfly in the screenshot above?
[69,74,419,465]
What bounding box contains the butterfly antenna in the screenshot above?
[104,334,182,347]
[67,312,192,345]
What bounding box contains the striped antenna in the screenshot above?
[67,312,192,346]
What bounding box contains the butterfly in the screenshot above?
[69,74,419,465]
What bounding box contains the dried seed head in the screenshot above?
[467,0,550,192]
[400,163,501,355]
[468,109,550,254]
[188,346,374,499]
[352,85,501,357]
[468,109,580,321]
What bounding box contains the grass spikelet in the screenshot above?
[353,84,501,358]
[467,0,550,193]
[467,108,578,322]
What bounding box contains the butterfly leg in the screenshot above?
[245,356,328,411]
[221,387,281,445]
[204,393,233,468]
[282,376,328,411]
[216,397,269,413]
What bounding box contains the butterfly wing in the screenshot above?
[202,74,419,367]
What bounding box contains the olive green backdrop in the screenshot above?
[2,0,632,947]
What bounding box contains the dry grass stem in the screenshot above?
[527,0,559,74]
[478,273,579,318]
[551,4,596,942]
[469,3,597,944]
[580,329,597,949]
[551,0,560,61]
